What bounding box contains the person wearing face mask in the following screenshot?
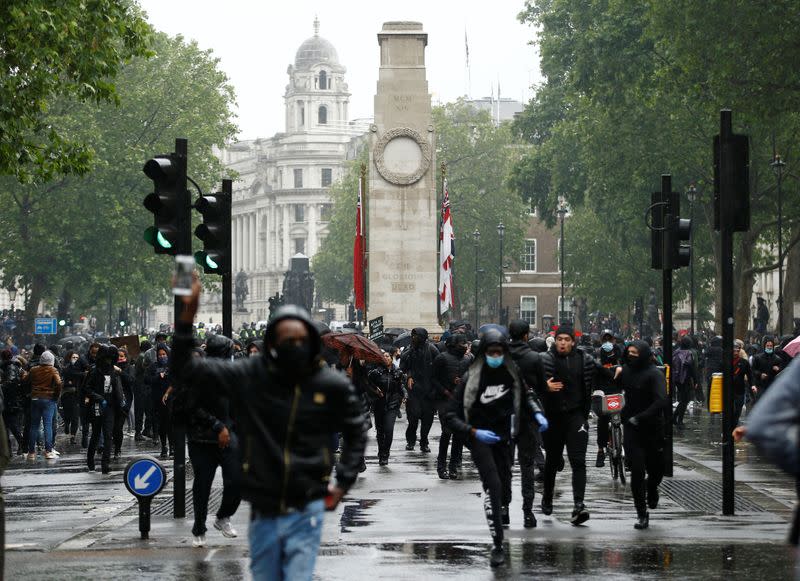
[593,330,623,468]
[619,340,669,530]
[431,333,470,480]
[671,336,698,428]
[446,328,548,568]
[367,350,408,466]
[171,275,366,580]
[400,328,440,453]
[751,336,784,401]
[112,348,134,460]
[81,345,123,473]
[146,344,173,458]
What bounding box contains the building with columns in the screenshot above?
[218,19,369,321]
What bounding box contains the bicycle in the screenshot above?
[596,390,626,485]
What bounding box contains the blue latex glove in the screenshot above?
[474,429,501,445]
[100,400,107,410]
[534,412,549,432]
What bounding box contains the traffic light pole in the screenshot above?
[173,137,190,520]
[661,175,674,478]
[718,111,737,516]
[222,179,233,338]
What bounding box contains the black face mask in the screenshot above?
[455,345,468,356]
[271,342,314,373]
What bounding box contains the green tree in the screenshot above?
[0,32,238,326]
[0,0,153,183]
[314,100,527,324]
[512,0,800,335]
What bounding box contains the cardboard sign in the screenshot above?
[111,334,141,358]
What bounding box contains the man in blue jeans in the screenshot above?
[172,274,367,580]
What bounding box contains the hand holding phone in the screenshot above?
[173,255,195,297]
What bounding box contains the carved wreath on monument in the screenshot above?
[373,127,432,185]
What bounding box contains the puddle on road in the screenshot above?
[340,498,380,533]
[317,540,797,579]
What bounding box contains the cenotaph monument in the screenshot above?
[368,22,440,331]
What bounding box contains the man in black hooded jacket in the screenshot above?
[400,328,439,453]
[81,345,124,473]
[620,340,669,530]
[508,319,546,528]
[431,333,470,479]
[172,275,366,580]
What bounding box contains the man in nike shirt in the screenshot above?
[446,328,548,568]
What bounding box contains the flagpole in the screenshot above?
[360,163,368,327]
[437,163,445,328]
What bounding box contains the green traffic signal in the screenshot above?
[58,319,66,327]
[194,251,219,272]
[144,226,174,250]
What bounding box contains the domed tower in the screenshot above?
[285,18,350,134]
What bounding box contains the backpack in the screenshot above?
[673,349,693,385]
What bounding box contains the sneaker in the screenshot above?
[634,512,650,530]
[214,517,238,538]
[571,504,590,526]
[378,456,389,467]
[101,465,111,474]
[501,505,510,528]
[420,444,431,453]
[523,511,537,529]
[52,449,60,456]
[540,499,553,516]
[595,449,606,468]
[26,452,36,461]
[70,436,76,445]
[448,469,459,480]
[437,467,450,480]
[44,451,57,460]
[490,547,505,568]
[405,443,415,451]
[192,534,207,547]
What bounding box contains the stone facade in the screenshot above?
[367,22,440,330]
[217,19,369,321]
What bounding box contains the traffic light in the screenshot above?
[714,113,750,232]
[664,213,692,269]
[194,180,231,275]
[650,190,664,270]
[143,151,186,255]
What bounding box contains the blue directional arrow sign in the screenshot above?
[124,456,167,498]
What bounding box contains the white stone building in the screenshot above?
[217,19,369,321]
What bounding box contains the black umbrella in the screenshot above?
[313,320,331,337]
[384,327,408,337]
[57,335,88,346]
[392,331,412,348]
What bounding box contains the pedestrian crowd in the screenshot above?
[2,287,798,577]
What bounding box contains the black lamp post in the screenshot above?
[687,183,697,335]
[473,228,481,331]
[771,154,785,336]
[497,222,505,323]
[8,286,16,313]
[556,200,568,324]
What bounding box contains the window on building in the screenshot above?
[320,203,333,222]
[521,239,537,272]
[318,105,327,125]
[293,168,303,188]
[321,168,332,187]
[319,70,328,90]
[294,204,305,223]
[294,238,306,255]
[520,296,537,327]
[299,104,305,128]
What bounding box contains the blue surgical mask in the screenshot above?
[765,348,773,354]
[157,356,168,366]
[602,342,613,352]
[486,355,504,368]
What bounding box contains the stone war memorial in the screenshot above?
[368,22,440,331]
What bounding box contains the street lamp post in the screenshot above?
[687,183,697,335]
[8,286,17,313]
[771,154,785,336]
[557,201,568,324]
[497,223,505,324]
[473,228,481,331]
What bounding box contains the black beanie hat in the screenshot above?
[555,324,575,339]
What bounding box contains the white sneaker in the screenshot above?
[52,449,61,456]
[214,517,238,538]
[44,451,57,460]
[192,534,206,547]
[26,452,36,461]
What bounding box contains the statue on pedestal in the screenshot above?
[235,270,249,312]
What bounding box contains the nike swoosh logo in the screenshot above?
[480,385,510,404]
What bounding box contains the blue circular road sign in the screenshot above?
[124,456,167,498]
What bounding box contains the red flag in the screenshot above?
[353,180,366,311]
[439,178,455,315]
